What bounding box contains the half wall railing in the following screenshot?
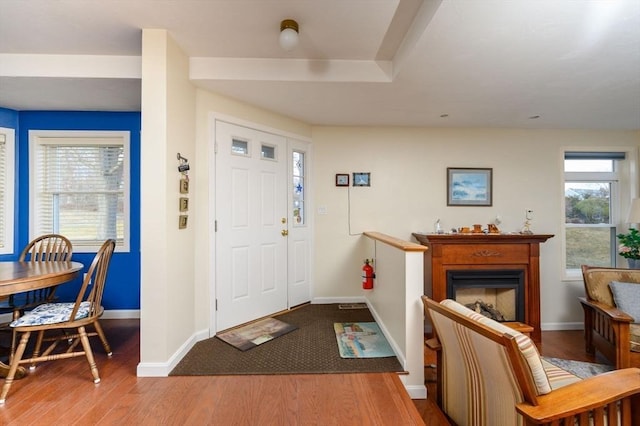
[362,231,428,399]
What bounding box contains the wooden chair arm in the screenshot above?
[516,368,640,423]
[578,297,634,323]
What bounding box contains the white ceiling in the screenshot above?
[1,0,639,130]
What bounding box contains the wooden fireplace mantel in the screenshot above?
[412,233,553,343]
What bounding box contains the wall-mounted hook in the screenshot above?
[177,152,190,173]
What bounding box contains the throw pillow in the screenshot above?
[609,281,640,323]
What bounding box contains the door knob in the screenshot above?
[281,230,289,237]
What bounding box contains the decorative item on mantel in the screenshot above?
[434,219,443,234]
[487,224,500,234]
[450,223,500,234]
[521,209,533,235]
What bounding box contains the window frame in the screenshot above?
[29,130,131,253]
[561,148,634,281]
[0,127,16,255]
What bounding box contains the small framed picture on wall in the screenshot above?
[179,197,189,212]
[335,174,349,187]
[353,172,370,187]
[180,178,189,194]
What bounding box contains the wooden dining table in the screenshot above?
[0,261,84,378]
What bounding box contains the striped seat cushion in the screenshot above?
[441,299,553,395]
[541,359,582,389]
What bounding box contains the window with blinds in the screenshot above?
[30,131,130,252]
[563,150,627,278]
[0,128,15,255]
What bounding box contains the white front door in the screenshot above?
[214,120,289,331]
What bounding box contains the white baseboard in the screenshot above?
[137,327,209,377]
[102,309,140,319]
[401,382,427,399]
[541,322,584,331]
[311,296,366,304]
[366,302,407,370]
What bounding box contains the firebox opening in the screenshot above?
[446,270,525,322]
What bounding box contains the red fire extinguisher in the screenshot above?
[362,259,375,290]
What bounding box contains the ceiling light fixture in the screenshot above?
[279,19,299,51]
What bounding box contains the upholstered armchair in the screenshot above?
[422,295,640,426]
[580,265,640,369]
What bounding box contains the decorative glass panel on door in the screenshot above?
[292,151,305,225]
[231,138,249,156]
[261,144,275,160]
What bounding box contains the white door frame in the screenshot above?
[208,113,313,336]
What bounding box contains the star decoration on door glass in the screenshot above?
[296,183,303,193]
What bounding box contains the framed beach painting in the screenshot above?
[447,167,492,206]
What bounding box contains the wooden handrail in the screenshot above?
[363,232,428,252]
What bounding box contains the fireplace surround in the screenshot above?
[412,232,553,343]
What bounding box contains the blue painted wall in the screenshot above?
[0,108,18,127]
[0,109,141,310]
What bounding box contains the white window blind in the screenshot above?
[0,128,15,255]
[31,131,130,252]
[0,133,6,249]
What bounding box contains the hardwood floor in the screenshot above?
[0,319,424,425]
[0,320,598,425]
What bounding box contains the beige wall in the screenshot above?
[140,29,196,365]
[139,30,313,370]
[312,126,640,328]
[139,34,639,369]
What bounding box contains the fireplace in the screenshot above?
[446,270,525,322]
[412,232,553,342]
